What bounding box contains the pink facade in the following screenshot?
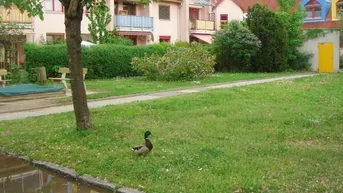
[26,0,244,45]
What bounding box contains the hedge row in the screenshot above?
[24,43,167,80]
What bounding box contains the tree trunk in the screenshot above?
[64,1,93,129]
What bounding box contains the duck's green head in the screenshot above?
[144,131,152,139]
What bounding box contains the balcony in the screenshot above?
[0,6,32,28]
[115,15,153,31]
[190,20,215,34]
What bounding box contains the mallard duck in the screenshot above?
[131,131,153,156]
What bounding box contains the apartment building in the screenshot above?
[0,0,245,68]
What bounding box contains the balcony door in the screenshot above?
[115,1,136,15]
[189,8,199,20]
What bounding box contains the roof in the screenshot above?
[302,7,340,28]
[302,21,340,28]
[192,0,215,6]
[211,0,280,12]
[211,0,340,29]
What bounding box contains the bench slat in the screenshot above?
[58,68,88,74]
[59,68,70,74]
[0,69,7,76]
[0,79,12,82]
[48,78,71,81]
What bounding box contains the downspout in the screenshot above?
[178,2,181,41]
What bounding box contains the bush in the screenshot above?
[246,3,288,72]
[173,41,190,48]
[213,20,261,72]
[288,50,312,71]
[132,42,215,81]
[7,64,29,84]
[106,36,133,46]
[24,43,68,81]
[24,43,167,81]
[340,55,343,69]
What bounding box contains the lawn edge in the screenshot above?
[0,150,144,193]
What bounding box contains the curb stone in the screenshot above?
[117,187,146,193]
[2,151,144,193]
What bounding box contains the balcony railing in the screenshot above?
[115,15,153,30]
[190,20,215,31]
[0,6,32,28]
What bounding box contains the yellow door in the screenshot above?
[318,43,334,73]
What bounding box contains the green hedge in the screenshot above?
[24,43,167,80]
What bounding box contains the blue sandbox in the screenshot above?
[0,84,64,97]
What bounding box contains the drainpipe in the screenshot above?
[178,3,181,41]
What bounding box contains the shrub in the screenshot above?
[213,20,261,72]
[340,55,343,69]
[173,41,190,48]
[246,3,288,72]
[24,43,167,81]
[24,43,68,81]
[132,42,215,81]
[106,36,133,46]
[7,64,29,84]
[288,50,312,71]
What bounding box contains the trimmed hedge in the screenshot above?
[24,43,167,80]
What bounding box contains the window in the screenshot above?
[305,0,321,19]
[46,33,65,44]
[159,36,171,43]
[45,0,63,12]
[159,5,170,20]
[220,14,228,28]
[189,8,199,20]
[123,3,136,15]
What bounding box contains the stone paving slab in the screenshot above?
[0,74,316,121]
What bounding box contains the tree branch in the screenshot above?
[67,0,81,18]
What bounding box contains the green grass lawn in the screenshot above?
[83,72,303,100]
[1,73,342,192]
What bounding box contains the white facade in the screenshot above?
[300,31,340,72]
[14,0,245,45]
[212,0,244,30]
[150,2,181,44]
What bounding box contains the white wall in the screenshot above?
[213,0,243,30]
[33,7,93,43]
[179,0,189,42]
[300,31,340,72]
[150,2,180,43]
[137,4,149,16]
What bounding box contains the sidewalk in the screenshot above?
[0,74,316,121]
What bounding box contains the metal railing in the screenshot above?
[115,14,153,29]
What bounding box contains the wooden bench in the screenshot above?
[0,69,12,87]
[48,67,88,90]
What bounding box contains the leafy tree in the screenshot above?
[277,0,309,70]
[213,20,261,72]
[86,0,111,44]
[1,0,95,129]
[246,3,288,72]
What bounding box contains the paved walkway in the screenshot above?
[0,74,316,121]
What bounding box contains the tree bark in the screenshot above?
[64,0,93,129]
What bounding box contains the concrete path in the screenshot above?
[0,74,316,121]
